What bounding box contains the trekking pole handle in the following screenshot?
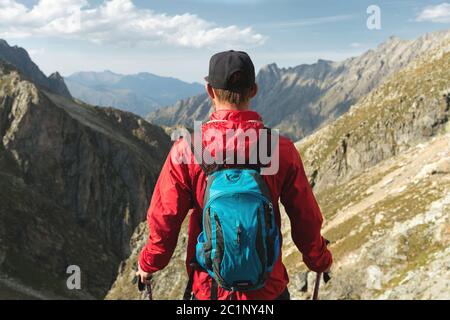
[133,275,153,300]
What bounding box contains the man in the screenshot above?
[137,50,332,300]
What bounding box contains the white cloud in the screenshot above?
[417,2,450,23]
[0,0,266,48]
[0,0,26,18]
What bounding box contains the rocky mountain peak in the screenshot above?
[0,39,72,99]
[260,62,280,74]
[317,58,333,64]
[48,72,72,98]
[49,71,63,80]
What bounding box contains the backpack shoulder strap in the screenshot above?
[190,133,223,176]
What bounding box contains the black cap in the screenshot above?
[205,50,256,91]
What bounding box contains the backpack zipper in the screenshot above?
[237,225,242,246]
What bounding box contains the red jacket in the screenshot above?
[139,110,332,300]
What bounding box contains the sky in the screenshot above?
[0,0,449,83]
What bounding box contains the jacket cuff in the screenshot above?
[303,243,333,273]
[139,247,158,274]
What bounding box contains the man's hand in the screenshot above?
[136,263,152,285]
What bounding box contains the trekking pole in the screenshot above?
[312,239,331,300]
[312,272,322,300]
[133,275,153,300]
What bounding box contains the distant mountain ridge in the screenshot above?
[148,29,450,140]
[0,39,71,98]
[65,71,204,116]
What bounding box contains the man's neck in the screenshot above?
[214,103,250,112]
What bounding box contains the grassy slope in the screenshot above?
[285,132,450,299]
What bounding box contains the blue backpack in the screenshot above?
[196,168,280,292]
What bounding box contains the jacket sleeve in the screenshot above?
[280,142,332,273]
[139,140,193,273]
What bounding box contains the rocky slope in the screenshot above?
[107,35,450,300]
[297,41,450,193]
[0,39,72,98]
[287,131,450,300]
[148,29,450,140]
[106,220,189,300]
[284,44,450,300]
[65,71,204,116]
[0,60,171,299]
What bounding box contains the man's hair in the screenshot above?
[212,71,254,105]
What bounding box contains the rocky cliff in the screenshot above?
[0,60,171,299]
[148,29,450,141]
[297,41,450,193]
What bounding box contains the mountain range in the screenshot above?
[0,40,72,99]
[148,29,450,141]
[65,71,204,116]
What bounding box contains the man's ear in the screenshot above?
[250,83,258,99]
[206,83,215,99]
